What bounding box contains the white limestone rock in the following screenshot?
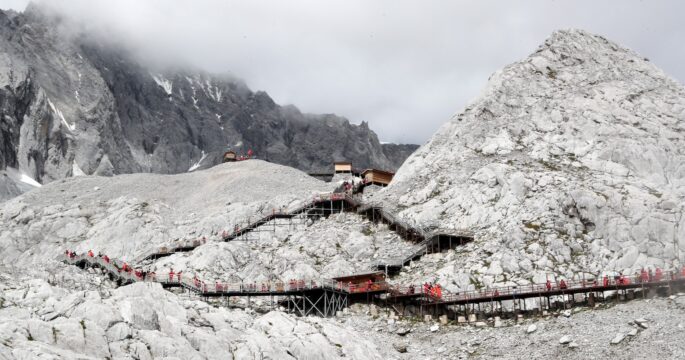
[371,29,685,290]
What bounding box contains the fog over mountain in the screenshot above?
[0,3,418,200]
[1,0,682,144]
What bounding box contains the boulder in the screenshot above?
[634,318,649,329]
[610,333,626,345]
[396,328,411,336]
[393,343,408,353]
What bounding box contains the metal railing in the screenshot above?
[64,252,685,307]
[429,270,685,304]
[62,252,390,296]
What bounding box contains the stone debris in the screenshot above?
[396,328,411,336]
[559,335,571,344]
[393,342,408,353]
[635,318,649,329]
[610,333,626,345]
[527,324,538,334]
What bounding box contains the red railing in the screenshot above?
[432,270,685,304]
[65,251,685,306]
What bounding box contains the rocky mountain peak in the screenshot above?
[373,29,685,289]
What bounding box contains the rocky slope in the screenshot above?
[371,29,685,291]
[2,27,684,359]
[0,267,396,359]
[0,160,335,267]
[0,4,415,201]
[0,159,411,359]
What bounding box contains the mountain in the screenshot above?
[1,27,684,359]
[0,4,416,199]
[372,29,685,289]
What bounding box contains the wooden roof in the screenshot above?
[361,168,395,177]
[332,271,386,283]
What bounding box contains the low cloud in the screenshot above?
[3,0,684,144]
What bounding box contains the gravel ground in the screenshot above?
[338,295,685,359]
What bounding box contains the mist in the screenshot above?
[2,0,684,144]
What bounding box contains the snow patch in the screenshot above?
[72,160,86,177]
[47,98,75,131]
[151,73,173,95]
[214,86,222,102]
[188,151,208,172]
[19,172,41,187]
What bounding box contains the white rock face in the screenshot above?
[147,212,419,283]
[373,29,685,290]
[0,270,392,359]
[0,160,333,267]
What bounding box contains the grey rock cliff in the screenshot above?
[0,5,416,198]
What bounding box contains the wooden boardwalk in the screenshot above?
[64,189,684,319]
[63,252,685,318]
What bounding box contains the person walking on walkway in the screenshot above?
[169,269,175,282]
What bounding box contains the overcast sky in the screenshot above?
[1,1,684,144]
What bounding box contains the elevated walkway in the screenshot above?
[62,252,685,319]
[62,253,388,317]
